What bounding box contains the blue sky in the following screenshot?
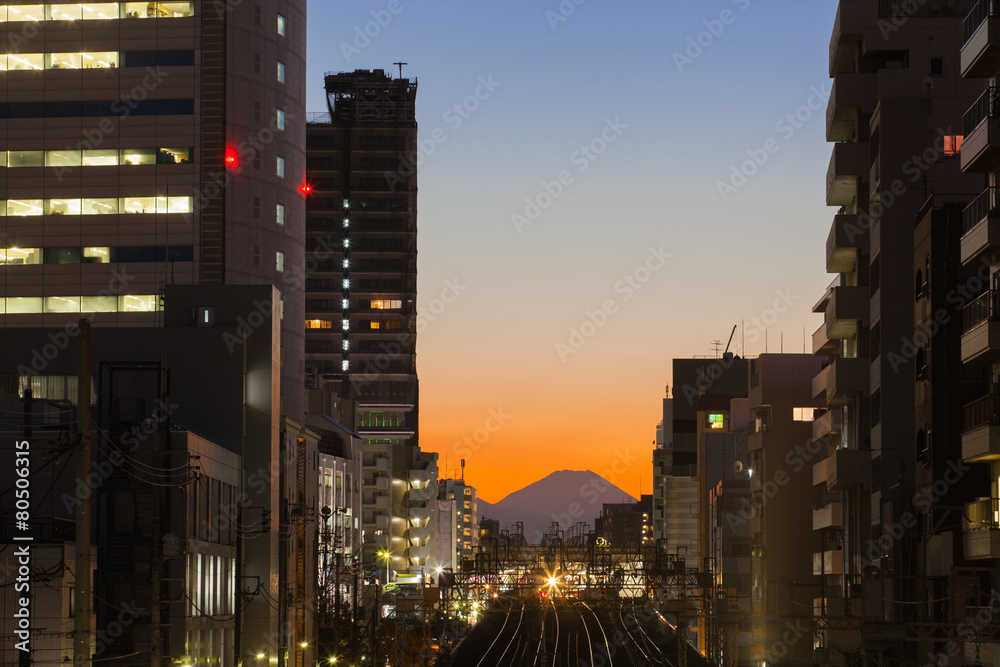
[306,1,840,501]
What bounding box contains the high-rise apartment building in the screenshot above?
[304,69,418,410]
[816,2,983,664]
[305,69,429,579]
[952,2,1000,665]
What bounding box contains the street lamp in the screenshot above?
[378,549,392,582]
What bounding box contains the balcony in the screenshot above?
[408,484,434,502]
[376,514,390,532]
[409,505,431,523]
[812,549,844,576]
[829,2,863,76]
[826,285,869,339]
[408,524,433,542]
[376,476,391,492]
[827,214,865,274]
[963,394,1000,461]
[962,87,1000,173]
[827,73,877,142]
[813,503,843,530]
[375,494,391,511]
[962,187,1000,266]
[962,291,1000,364]
[962,0,1000,78]
[814,357,868,406]
[813,323,839,356]
[408,468,433,485]
[964,497,1000,559]
[407,544,433,562]
[826,142,869,207]
[812,408,842,443]
[813,448,869,491]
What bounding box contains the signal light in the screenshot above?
[225,148,239,169]
[299,183,313,194]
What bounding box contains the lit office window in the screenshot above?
[276,251,284,272]
[82,149,118,166]
[276,157,285,178]
[276,109,285,131]
[277,13,285,35]
[276,203,285,225]
[277,61,285,83]
[0,248,40,265]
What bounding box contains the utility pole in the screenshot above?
[73,319,92,667]
[234,503,243,663]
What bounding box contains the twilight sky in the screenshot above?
[306,1,838,505]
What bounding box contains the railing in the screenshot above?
[965,497,1000,530]
[964,186,998,234]
[965,0,999,43]
[963,290,1000,332]
[881,0,969,16]
[964,393,1000,431]
[307,112,332,124]
[965,86,1000,136]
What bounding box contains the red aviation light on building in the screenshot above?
[299,183,314,195]
[224,148,239,169]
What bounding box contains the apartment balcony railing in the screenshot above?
[965,497,1000,531]
[964,291,1000,333]
[965,87,1000,136]
[964,497,1000,559]
[964,393,1000,431]
[964,186,999,234]
[881,0,971,17]
[966,0,999,42]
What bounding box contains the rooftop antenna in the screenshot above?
[711,339,723,358]
[461,458,465,482]
[393,61,407,79]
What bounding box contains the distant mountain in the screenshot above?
[476,470,636,544]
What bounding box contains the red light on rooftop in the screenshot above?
[299,183,314,194]
[225,148,239,169]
